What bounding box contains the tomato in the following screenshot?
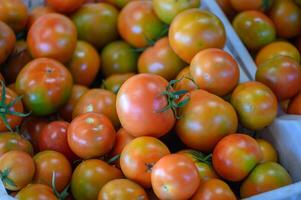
[101,41,138,77]
[174,67,198,92]
[191,179,237,200]
[257,139,277,163]
[59,85,88,122]
[256,56,301,100]
[231,81,278,130]
[105,0,135,8]
[255,41,300,66]
[212,134,262,182]
[98,179,148,200]
[0,132,33,157]
[120,136,170,188]
[16,184,58,200]
[233,11,276,50]
[1,40,32,84]
[72,3,119,49]
[151,154,200,200]
[216,0,236,20]
[15,58,73,116]
[27,6,55,30]
[46,0,85,13]
[138,37,186,81]
[109,128,135,159]
[169,9,226,63]
[118,1,165,48]
[116,74,175,138]
[269,0,301,38]
[0,0,28,33]
[27,13,77,63]
[102,73,135,94]
[71,159,123,200]
[240,162,292,198]
[190,48,239,96]
[33,150,72,192]
[68,113,116,159]
[0,151,34,191]
[288,91,301,114]
[230,0,273,12]
[153,0,200,24]
[0,21,16,65]
[72,89,120,128]
[67,41,100,86]
[176,89,238,152]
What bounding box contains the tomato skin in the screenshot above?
[231,81,278,130]
[0,132,33,157]
[288,92,301,114]
[98,179,148,200]
[106,0,134,8]
[103,73,135,94]
[47,0,85,13]
[191,179,237,200]
[0,21,16,65]
[0,151,35,191]
[151,154,200,200]
[176,89,238,152]
[190,48,239,96]
[169,9,226,63]
[256,41,301,66]
[216,0,237,20]
[118,1,165,48]
[174,67,198,92]
[72,3,119,49]
[212,134,262,182]
[72,89,120,129]
[71,159,123,200]
[16,184,58,200]
[109,128,135,159]
[27,6,55,30]
[257,139,277,163]
[116,74,175,138]
[0,0,28,33]
[230,0,273,12]
[269,0,301,38]
[240,162,292,198]
[101,41,138,77]
[138,37,186,81]
[68,113,116,159]
[15,58,73,116]
[120,136,170,188]
[256,56,301,100]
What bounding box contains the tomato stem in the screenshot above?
[107,154,121,164]
[0,168,16,187]
[52,171,70,200]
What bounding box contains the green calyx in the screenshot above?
[0,168,16,187]
[52,171,70,200]
[186,149,213,166]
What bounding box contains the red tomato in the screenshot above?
[151,154,200,200]
[68,113,116,159]
[102,73,135,94]
[46,0,85,13]
[176,89,238,152]
[0,21,16,65]
[212,134,262,182]
[0,132,33,157]
[288,91,301,114]
[169,9,226,63]
[27,6,55,30]
[109,128,135,159]
[27,13,77,63]
[230,0,273,11]
[257,139,278,163]
[116,74,175,138]
[120,136,170,188]
[174,67,198,92]
[118,0,165,48]
[216,0,237,20]
[190,48,239,96]
[16,184,57,200]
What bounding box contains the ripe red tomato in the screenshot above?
[216,0,237,20]
[212,134,262,182]
[27,13,77,63]
[68,113,116,159]
[15,58,73,116]
[190,48,239,96]
[288,91,301,114]
[118,0,165,48]
[120,136,170,188]
[0,21,16,65]
[176,89,238,152]
[230,0,273,12]
[72,3,119,49]
[67,41,100,86]
[16,184,57,200]
[151,154,200,200]
[231,81,278,130]
[191,179,237,200]
[27,6,55,30]
[257,139,278,163]
[174,67,198,92]
[72,89,120,128]
[256,56,301,100]
[109,128,135,159]
[98,179,148,200]
[0,132,33,157]
[102,73,135,94]
[71,159,123,200]
[116,74,175,138]
[33,150,72,192]
[233,10,276,50]
[240,162,292,198]
[0,0,28,33]
[169,9,226,63]
[46,0,85,13]
[138,37,186,81]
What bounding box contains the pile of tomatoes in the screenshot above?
[0,0,297,199]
